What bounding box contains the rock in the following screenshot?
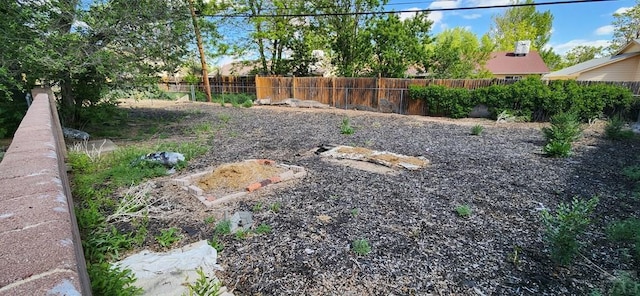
[62,127,90,140]
[256,98,271,105]
[632,122,640,134]
[469,104,491,118]
[141,152,185,167]
[304,248,315,254]
[378,98,397,113]
[230,211,253,233]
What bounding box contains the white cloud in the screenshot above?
[398,7,421,21]
[614,6,632,14]
[462,13,481,19]
[466,0,512,6]
[430,0,461,9]
[551,39,611,55]
[594,25,615,36]
[428,11,444,25]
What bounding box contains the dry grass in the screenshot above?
[197,162,284,191]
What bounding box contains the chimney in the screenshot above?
[514,40,531,56]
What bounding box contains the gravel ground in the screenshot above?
[116,100,639,296]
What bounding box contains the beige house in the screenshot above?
[544,39,640,81]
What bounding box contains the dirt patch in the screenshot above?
[197,162,284,191]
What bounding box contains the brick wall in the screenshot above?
[0,88,91,295]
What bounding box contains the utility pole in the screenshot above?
[188,0,212,102]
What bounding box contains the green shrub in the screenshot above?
[471,125,484,136]
[611,272,640,296]
[155,227,181,248]
[608,218,640,261]
[87,262,142,296]
[456,205,472,218]
[409,85,473,118]
[183,268,222,296]
[623,166,640,182]
[606,115,635,140]
[542,112,581,158]
[541,196,599,266]
[340,117,354,135]
[352,239,371,255]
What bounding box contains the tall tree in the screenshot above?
[364,13,432,77]
[610,0,640,52]
[489,0,553,53]
[315,0,386,77]
[427,28,494,79]
[564,45,604,66]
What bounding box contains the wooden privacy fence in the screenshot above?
[255,77,520,115]
[160,75,257,94]
[255,77,640,115]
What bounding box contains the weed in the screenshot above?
[204,216,215,225]
[605,115,635,140]
[340,117,355,135]
[158,132,169,139]
[352,239,371,256]
[182,267,222,296]
[610,272,640,296]
[623,166,640,182]
[208,235,224,253]
[471,124,484,136]
[456,205,472,218]
[234,229,249,240]
[542,112,581,158]
[218,114,231,124]
[252,202,263,212]
[269,202,282,213]
[607,218,640,261]
[242,100,253,108]
[192,122,213,135]
[155,227,181,248]
[507,245,522,266]
[254,223,272,235]
[214,220,231,235]
[229,131,239,138]
[364,139,374,147]
[87,262,143,296]
[541,196,599,265]
[350,208,360,217]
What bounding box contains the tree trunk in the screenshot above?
[188,0,212,102]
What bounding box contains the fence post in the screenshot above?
[345,87,348,110]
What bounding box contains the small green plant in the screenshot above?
[254,223,272,235]
[541,196,599,265]
[352,239,371,256]
[242,100,253,108]
[269,202,281,213]
[234,229,249,240]
[543,140,573,158]
[610,272,640,296]
[608,218,640,261]
[208,235,224,253]
[218,114,231,124]
[192,122,213,135]
[456,204,472,218]
[214,220,231,235]
[340,117,355,135]
[252,202,263,212]
[350,208,360,217]
[471,124,484,136]
[155,227,181,248]
[623,166,640,182]
[204,216,215,225]
[542,112,582,158]
[605,115,635,140]
[182,267,222,296]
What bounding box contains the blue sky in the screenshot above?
[392,0,636,54]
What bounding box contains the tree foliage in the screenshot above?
[610,0,640,53]
[365,13,432,78]
[427,28,494,79]
[489,0,553,52]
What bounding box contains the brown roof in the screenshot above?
[484,51,550,75]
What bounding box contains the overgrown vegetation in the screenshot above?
[182,268,222,296]
[194,91,255,107]
[155,227,182,248]
[541,196,599,266]
[605,115,636,140]
[608,218,640,263]
[409,77,636,122]
[542,112,582,158]
[70,141,207,295]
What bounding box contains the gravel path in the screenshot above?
[118,100,639,295]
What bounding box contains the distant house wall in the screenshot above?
[579,55,640,81]
[492,74,543,80]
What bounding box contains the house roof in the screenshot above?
[543,52,640,79]
[613,38,640,55]
[484,50,550,75]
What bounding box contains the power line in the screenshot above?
[202,0,618,18]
